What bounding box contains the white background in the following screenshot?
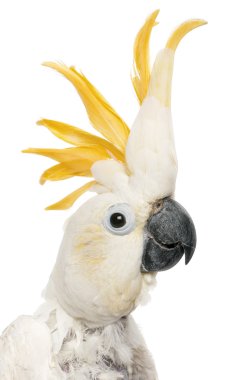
[0,0,252,379]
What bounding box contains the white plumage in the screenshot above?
[0,301,157,379]
[0,316,56,379]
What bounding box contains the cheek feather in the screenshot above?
[66,217,150,318]
[72,225,107,274]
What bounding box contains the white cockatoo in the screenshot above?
[0,10,206,380]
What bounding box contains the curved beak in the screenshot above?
[141,197,196,272]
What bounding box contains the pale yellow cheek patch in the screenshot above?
[73,225,103,250]
[80,254,106,267]
[71,225,108,278]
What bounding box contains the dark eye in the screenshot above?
[103,203,136,235]
[110,213,126,228]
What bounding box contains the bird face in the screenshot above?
[48,175,196,327]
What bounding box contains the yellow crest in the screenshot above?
[23,10,206,210]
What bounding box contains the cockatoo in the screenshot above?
[0,10,206,380]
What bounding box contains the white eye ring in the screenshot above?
[103,203,136,236]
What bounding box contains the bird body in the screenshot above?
[0,300,156,379]
[0,10,206,379]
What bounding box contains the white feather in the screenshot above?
[0,315,60,379]
[0,300,157,379]
[126,96,178,202]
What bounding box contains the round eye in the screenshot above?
[103,203,136,236]
[110,213,126,228]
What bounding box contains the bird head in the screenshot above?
[24,11,206,327]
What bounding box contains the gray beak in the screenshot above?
[141,197,196,272]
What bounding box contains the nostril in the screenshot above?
[155,201,163,209]
[152,198,165,214]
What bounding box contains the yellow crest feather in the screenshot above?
[23,146,111,164]
[39,161,93,185]
[166,19,207,51]
[42,63,130,152]
[131,9,159,104]
[46,180,96,210]
[36,119,125,162]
